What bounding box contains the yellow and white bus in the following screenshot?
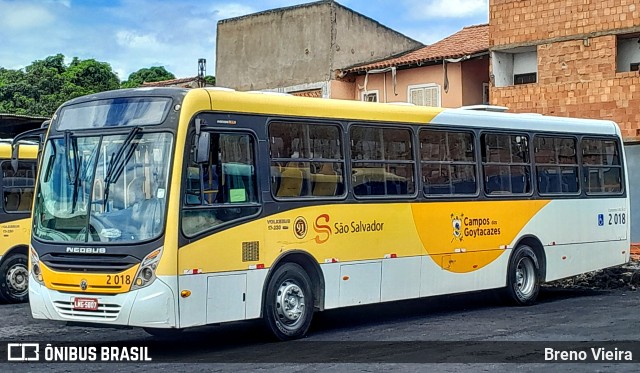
[0,140,37,303]
[25,88,629,339]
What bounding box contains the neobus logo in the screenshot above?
[66,247,107,254]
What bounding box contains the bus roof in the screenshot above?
[196,88,619,137]
[57,87,620,137]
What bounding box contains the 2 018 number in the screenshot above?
[608,213,626,225]
[106,274,131,285]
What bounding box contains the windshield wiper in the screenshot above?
[65,131,79,185]
[65,131,83,213]
[103,127,142,210]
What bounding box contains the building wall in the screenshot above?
[330,79,356,100]
[216,4,333,90]
[351,60,489,108]
[490,0,640,48]
[331,5,422,72]
[490,0,640,141]
[491,34,640,141]
[216,2,422,91]
[461,57,490,106]
[625,143,640,241]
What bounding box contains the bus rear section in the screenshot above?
[0,141,37,303]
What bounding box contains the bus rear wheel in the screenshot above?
[0,252,29,304]
[504,245,540,306]
[263,263,314,341]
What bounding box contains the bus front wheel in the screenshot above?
[0,252,29,304]
[263,263,314,340]
[504,244,540,306]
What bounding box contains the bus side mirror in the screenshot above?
[11,126,49,172]
[196,131,210,164]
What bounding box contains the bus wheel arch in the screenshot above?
[0,245,29,304]
[261,251,324,340]
[504,236,545,306]
[514,236,547,282]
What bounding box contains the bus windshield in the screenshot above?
[33,131,173,243]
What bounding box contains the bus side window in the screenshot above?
[182,130,260,237]
[1,161,36,212]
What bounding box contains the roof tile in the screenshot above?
[344,24,488,73]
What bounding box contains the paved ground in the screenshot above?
[0,285,638,371]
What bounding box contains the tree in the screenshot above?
[204,75,216,86]
[0,54,120,117]
[121,66,176,88]
[65,57,120,93]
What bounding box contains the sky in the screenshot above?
[0,0,488,82]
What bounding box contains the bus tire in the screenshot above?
[504,245,540,306]
[0,252,29,304]
[263,263,314,341]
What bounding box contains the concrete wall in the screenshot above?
[351,59,488,108]
[216,1,422,91]
[491,51,514,87]
[513,51,537,75]
[331,5,423,72]
[617,37,640,72]
[216,4,333,90]
[625,143,640,242]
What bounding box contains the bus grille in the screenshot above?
[40,253,139,273]
[53,300,121,321]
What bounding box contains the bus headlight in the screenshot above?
[131,248,162,290]
[30,247,44,285]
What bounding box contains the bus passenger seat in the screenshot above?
[277,164,303,197]
[18,190,33,211]
[4,189,20,211]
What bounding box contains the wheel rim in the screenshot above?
[6,263,28,297]
[515,256,536,297]
[275,280,306,330]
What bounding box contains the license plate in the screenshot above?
[73,297,98,311]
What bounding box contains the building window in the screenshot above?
[408,84,441,107]
[482,82,490,104]
[514,73,537,85]
[362,91,378,102]
[492,48,538,87]
[616,35,640,72]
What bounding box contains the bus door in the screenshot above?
[180,128,261,326]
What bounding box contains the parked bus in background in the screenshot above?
[0,140,37,303]
[22,88,629,339]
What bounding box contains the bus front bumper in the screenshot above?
[29,276,178,328]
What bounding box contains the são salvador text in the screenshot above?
[334,220,384,234]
